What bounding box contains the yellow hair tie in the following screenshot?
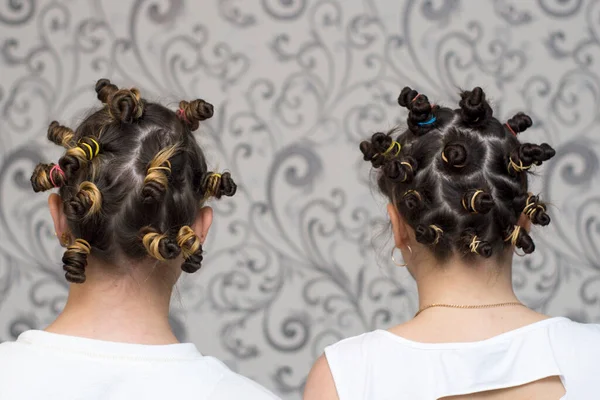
[403,190,422,201]
[382,141,401,157]
[80,142,94,160]
[462,190,484,213]
[504,225,521,246]
[441,150,466,168]
[142,231,167,261]
[177,226,201,258]
[441,151,448,163]
[89,138,100,156]
[508,157,532,174]
[78,138,101,160]
[430,225,443,245]
[400,161,413,172]
[68,238,91,255]
[148,160,172,174]
[470,235,481,254]
[523,193,546,220]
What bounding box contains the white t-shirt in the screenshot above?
[0,330,280,400]
[324,317,600,399]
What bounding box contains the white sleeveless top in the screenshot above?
[324,317,600,399]
[0,330,280,400]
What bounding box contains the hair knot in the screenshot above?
[62,238,91,284]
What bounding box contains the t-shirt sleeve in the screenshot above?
[323,334,370,400]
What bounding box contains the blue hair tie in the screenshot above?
[417,115,437,126]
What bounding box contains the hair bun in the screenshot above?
[383,157,417,183]
[398,87,434,135]
[415,224,443,246]
[109,88,144,123]
[218,172,237,198]
[519,143,556,166]
[141,227,181,261]
[402,190,423,213]
[442,143,468,168]
[47,121,75,148]
[178,99,214,131]
[462,189,494,214]
[64,181,102,221]
[506,112,532,135]
[62,239,91,284]
[459,87,492,124]
[95,78,119,104]
[398,87,419,108]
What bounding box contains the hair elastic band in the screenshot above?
[505,123,517,137]
[417,116,437,126]
[523,193,545,220]
[504,225,521,246]
[400,161,413,172]
[177,226,200,258]
[49,164,65,188]
[470,235,481,254]
[148,159,172,175]
[441,149,466,168]
[412,94,421,103]
[430,225,443,245]
[78,138,100,160]
[404,190,422,201]
[177,109,189,123]
[462,189,484,213]
[508,157,532,174]
[382,141,401,157]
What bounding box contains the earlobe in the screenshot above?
[193,206,213,244]
[48,194,69,241]
[518,213,532,232]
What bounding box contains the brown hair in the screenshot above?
[30,78,237,283]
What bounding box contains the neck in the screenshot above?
[46,258,180,345]
[413,254,520,310]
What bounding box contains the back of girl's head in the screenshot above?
[31,79,237,283]
[360,86,555,261]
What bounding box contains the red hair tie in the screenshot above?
[49,164,65,188]
[505,122,517,137]
[412,94,422,103]
[177,108,189,123]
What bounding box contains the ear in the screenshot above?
[518,212,532,232]
[48,194,69,242]
[387,203,410,248]
[192,206,213,244]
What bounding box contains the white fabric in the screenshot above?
[0,330,280,400]
[324,317,600,400]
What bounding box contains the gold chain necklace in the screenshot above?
[414,302,524,317]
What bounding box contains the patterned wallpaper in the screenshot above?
[1,0,599,398]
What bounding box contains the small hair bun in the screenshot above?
[178,99,214,131]
[62,238,91,284]
[462,189,494,214]
[47,121,75,148]
[506,112,532,135]
[109,88,144,124]
[141,227,181,261]
[415,224,443,246]
[383,157,418,183]
[95,78,119,104]
[442,143,468,168]
[459,87,492,124]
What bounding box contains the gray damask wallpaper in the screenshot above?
[0,0,599,398]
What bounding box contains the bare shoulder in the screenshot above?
[303,354,339,400]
